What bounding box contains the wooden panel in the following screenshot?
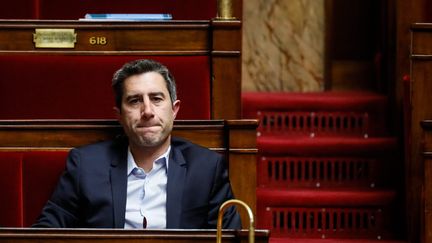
[0,21,209,53]
[226,120,258,225]
[211,20,241,120]
[411,24,432,54]
[331,60,376,90]
[0,120,226,149]
[212,20,241,51]
[0,228,269,243]
[423,120,432,243]
[410,25,432,243]
[212,56,241,119]
[396,1,430,242]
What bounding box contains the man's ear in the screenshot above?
[172,100,181,119]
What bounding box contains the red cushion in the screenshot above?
[0,55,210,119]
[257,188,396,207]
[242,91,388,119]
[0,0,35,19]
[0,153,23,227]
[22,151,69,227]
[258,136,397,156]
[1,0,216,20]
[39,0,216,20]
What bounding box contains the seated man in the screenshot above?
[33,59,241,229]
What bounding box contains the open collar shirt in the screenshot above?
[124,146,170,229]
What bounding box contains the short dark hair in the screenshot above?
[112,59,177,109]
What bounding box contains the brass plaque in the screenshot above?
[33,29,77,48]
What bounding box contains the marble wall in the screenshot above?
[242,0,325,92]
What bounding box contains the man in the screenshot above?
[33,59,241,229]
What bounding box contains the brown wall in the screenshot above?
[327,0,389,91]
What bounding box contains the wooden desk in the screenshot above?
[0,228,270,243]
[0,119,258,227]
[0,19,241,119]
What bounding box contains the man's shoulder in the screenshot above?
[171,136,219,157]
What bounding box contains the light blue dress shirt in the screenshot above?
[124,146,170,229]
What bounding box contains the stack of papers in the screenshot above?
[80,14,172,21]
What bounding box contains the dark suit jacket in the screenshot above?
[33,136,241,229]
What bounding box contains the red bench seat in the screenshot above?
[0,151,68,227]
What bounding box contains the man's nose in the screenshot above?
[140,98,154,118]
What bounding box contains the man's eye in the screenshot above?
[128,98,140,104]
[152,97,163,102]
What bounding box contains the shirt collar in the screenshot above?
[127,146,170,175]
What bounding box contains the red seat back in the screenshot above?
[0,55,210,120]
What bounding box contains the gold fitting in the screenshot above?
[216,199,254,243]
[216,0,236,20]
[33,29,77,48]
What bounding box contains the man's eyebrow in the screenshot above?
[149,92,166,97]
[125,93,141,99]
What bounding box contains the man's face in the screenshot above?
[116,72,180,149]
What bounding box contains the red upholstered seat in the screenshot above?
[22,151,68,227]
[258,136,398,156]
[0,151,68,227]
[256,187,397,239]
[256,188,396,207]
[0,153,23,227]
[242,91,388,117]
[1,0,216,20]
[0,55,210,120]
[242,91,389,138]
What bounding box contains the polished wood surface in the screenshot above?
[0,228,269,243]
[0,119,258,226]
[211,20,241,119]
[0,21,210,53]
[411,25,432,243]
[0,19,241,119]
[0,120,225,149]
[422,120,432,243]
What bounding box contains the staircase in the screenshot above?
[242,91,405,243]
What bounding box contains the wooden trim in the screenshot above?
[421,120,432,130]
[411,55,432,60]
[0,228,270,242]
[411,23,432,30]
[424,152,432,158]
[211,51,241,56]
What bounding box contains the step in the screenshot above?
[257,188,396,207]
[257,155,393,188]
[242,91,388,114]
[269,238,406,243]
[258,136,397,156]
[256,188,399,239]
[242,91,389,137]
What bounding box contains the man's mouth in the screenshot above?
[136,124,160,129]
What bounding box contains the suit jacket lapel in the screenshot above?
[166,146,187,228]
[110,142,128,228]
